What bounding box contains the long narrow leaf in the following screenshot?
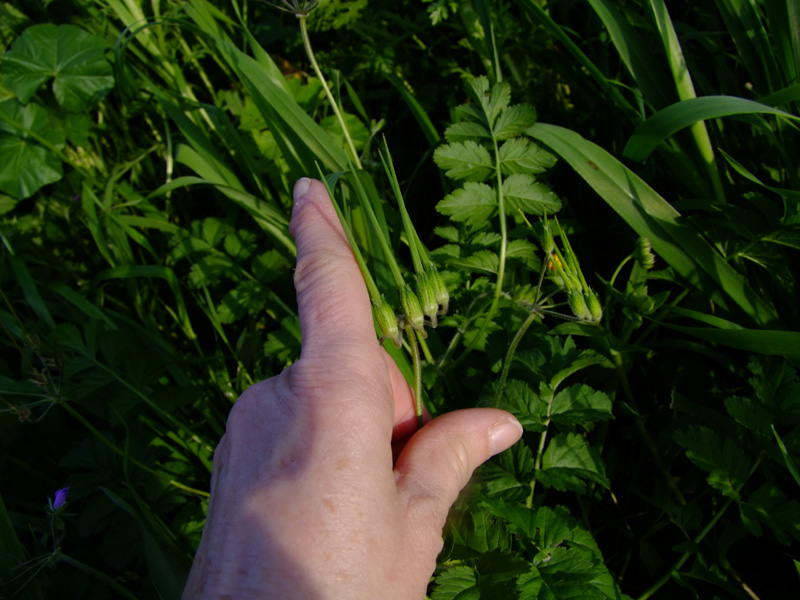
[527,122,780,327]
[624,96,800,161]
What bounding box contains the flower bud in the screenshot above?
[400,286,426,336]
[634,237,656,270]
[372,297,402,348]
[567,291,590,320]
[428,263,449,315]
[584,289,603,324]
[416,272,439,328]
[540,220,555,254]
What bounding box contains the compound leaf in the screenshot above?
[433,140,494,182]
[502,173,561,215]
[437,182,496,227]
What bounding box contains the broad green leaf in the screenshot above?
[448,507,513,557]
[216,281,264,323]
[550,384,613,426]
[739,482,800,545]
[748,356,800,417]
[624,96,800,161]
[447,249,499,274]
[499,137,557,175]
[498,379,549,431]
[320,112,370,152]
[465,76,511,127]
[436,182,496,227]
[3,23,113,111]
[538,432,610,493]
[534,546,612,600]
[223,230,257,261]
[444,121,492,143]
[0,100,63,199]
[481,440,535,497]
[502,173,561,215]
[674,426,752,499]
[433,140,494,182]
[188,254,237,288]
[527,122,780,328]
[494,104,538,140]
[432,565,480,600]
[506,238,541,269]
[724,396,772,439]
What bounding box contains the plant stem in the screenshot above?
[406,325,424,429]
[494,309,539,407]
[637,497,734,600]
[298,15,362,169]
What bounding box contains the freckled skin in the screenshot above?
[183,179,522,600]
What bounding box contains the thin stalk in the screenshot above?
[637,497,734,600]
[494,310,540,407]
[316,163,382,302]
[526,387,556,508]
[298,15,362,169]
[406,325,424,428]
[448,137,507,370]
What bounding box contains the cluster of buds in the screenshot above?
[541,215,602,325]
[373,263,450,347]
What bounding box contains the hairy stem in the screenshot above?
[298,16,362,169]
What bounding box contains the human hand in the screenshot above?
[182,178,523,600]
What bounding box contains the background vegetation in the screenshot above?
[1,0,799,598]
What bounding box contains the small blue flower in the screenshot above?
[53,487,69,510]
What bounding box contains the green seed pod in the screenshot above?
[585,289,603,324]
[416,272,439,328]
[400,285,426,336]
[372,297,402,348]
[428,263,449,315]
[634,237,656,270]
[540,220,555,254]
[567,291,590,321]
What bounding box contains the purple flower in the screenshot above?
[53,487,69,510]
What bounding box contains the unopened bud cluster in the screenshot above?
[540,215,603,325]
[373,263,450,346]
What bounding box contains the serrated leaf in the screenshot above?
[449,507,512,557]
[534,546,614,600]
[448,250,498,274]
[435,226,461,242]
[499,137,558,175]
[503,173,561,215]
[223,230,258,261]
[739,482,800,545]
[436,182,496,227]
[434,140,494,182]
[481,441,535,497]
[264,315,301,366]
[537,433,610,493]
[216,280,264,323]
[674,426,752,499]
[499,379,549,431]
[444,121,492,142]
[724,395,772,438]
[432,565,480,600]
[188,254,237,288]
[464,76,512,129]
[494,104,538,140]
[253,249,291,283]
[550,384,613,426]
[506,238,541,269]
[3,23,113,111]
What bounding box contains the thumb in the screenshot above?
[394,409,522,527]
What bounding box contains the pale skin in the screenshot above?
[183,178,523,599]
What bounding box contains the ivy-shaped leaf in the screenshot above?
[433,140,494,182]
[503,173,562,215]
[436,182,496,226]
[3,23,114,111]
[537,432,610,493]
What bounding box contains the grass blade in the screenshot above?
[527,122,780,328]
[624,95,800,161]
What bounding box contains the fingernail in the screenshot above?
[293,177,312,204]
[488,418,523,457]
